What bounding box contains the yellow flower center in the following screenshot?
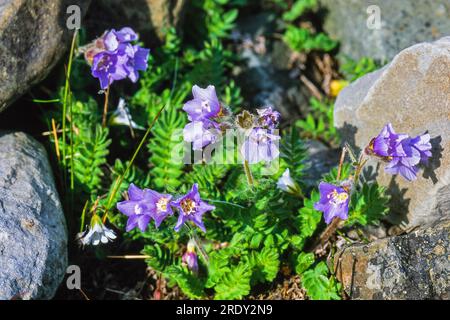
[180,199,196,216]
[156,197,170,213]
[329,189,348,205]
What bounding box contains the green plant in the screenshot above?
[283,26,337,53]
[281,0,337,54]
[40,0,392,301]
[296,97,339,146]
[340,57,381,81]
[282,0,317,22]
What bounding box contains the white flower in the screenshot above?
[277,168,300,194]
[110,98,145,130]
[78,216,116,246]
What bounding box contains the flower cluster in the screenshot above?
[85,27,150,89]
[117,183,215,233]
[367,123,432,181]
[182,84,281,164]
[313,123,433,226]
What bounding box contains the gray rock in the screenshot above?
[89,0,187,42]
[334,219,450,300]
[321,0,450,62]
[0,131,67,300]
[0,0,91,112]
[334,37,450,227]
[303,140,339,187]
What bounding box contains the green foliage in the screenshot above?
[280,127,306,180]
[214,263,252,300]
[165,265,206,299]
[72,124,111,194]
[295,252,315,274]
[41,0,392,302]
[282,0,317,21]
[283,26,337,53]
[347,183,390,226]
[295,189,322,250]
[186,0,244,42]
[296,98,339,145]
[148,98,187,190]
[301,262,341,300]
[247,246,280,284]
[340,57,380,82]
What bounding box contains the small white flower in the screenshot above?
[277,168,300,194]
[78,216,116,246]
[110,98,145,130]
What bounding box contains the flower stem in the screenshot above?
[61,30,78,179]
[336,146,347,181]
[102,85,110,127]
[243,160,254,186]
[101,58,179,223]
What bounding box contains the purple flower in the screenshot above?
[91,51,128,89]
[384,157,419,181]
[90,27,149,89]
[240,128,280,164]
[182,239,199,273]
[122,44,150,83]
[257,107,280,129]
[171,184,215,233]
[103,27,138,51]
[117,184,172,232]
[314,182,350,224]
[183,85,221,122]
[146,190,174,228]
[183,121,220,151]
[369,124,432,181]
[410,133,432,164]
[371,123,402,157]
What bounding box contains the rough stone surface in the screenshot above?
[90,0,187,42]
[0,0,91,112]
[0,131,67,300]
[303,140,339,188]
[235,12,309,120]
[334,37,450,227]
[321,0,450,62]
[334,219,450,300]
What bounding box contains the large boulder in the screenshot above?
[87,0,187,42]
[0,131,67,300]
[321,0,450,62]
[334,37,450,227]
[334,219,450,300]
[0,0,91,112]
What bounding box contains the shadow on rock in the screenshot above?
[423,135,443,185]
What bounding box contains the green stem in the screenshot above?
[102,103,166,222]
[101,58,179,223]
[243,160,254,186]
[80,200,89,233]
[62,30,78,172]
